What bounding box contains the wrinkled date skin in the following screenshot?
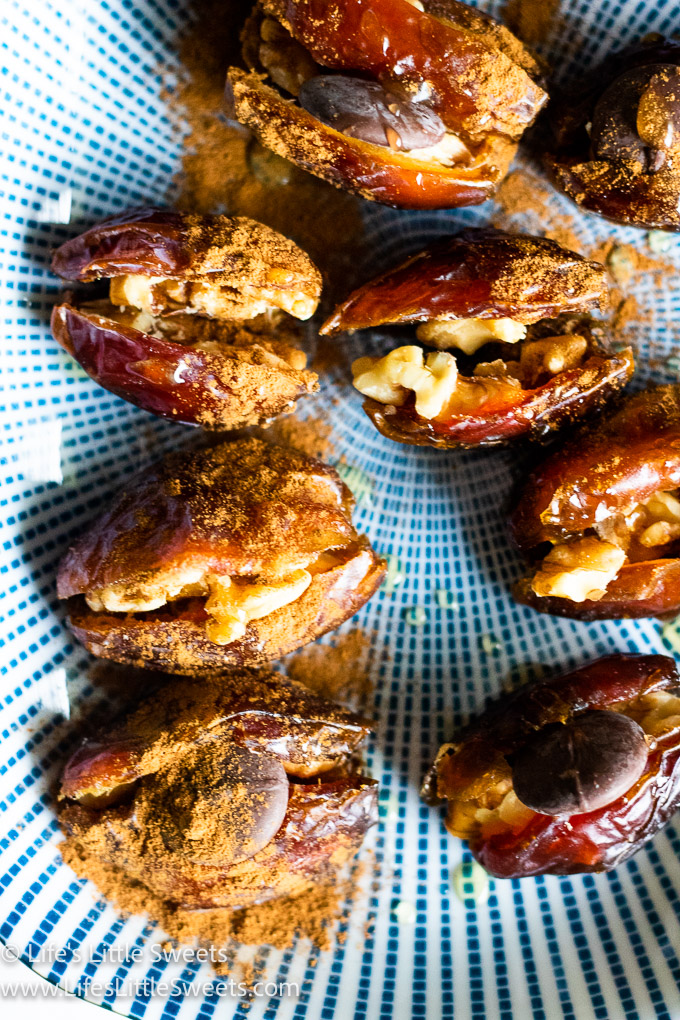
[59,669,378,908]
[423,655,680,877]
[50,208,320,429]
[512,384,680,618]
[226,0,547,208]
[57,437,386,674]
[546,38,680,230]
[51,304,314,428]
[321,229,633,449]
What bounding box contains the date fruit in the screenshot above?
[50,208,322,429]
[227,0,547,208]
[512,384,680,619]
[59,668,378,908]
[546,38,680,230]
[320,228,633,449]
[57,436,386,674]
[422,654,680,877]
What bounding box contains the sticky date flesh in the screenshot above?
[423,654,680,877]
[59,670,378,908]
[57,438,386,673]
[49,208,321,428]
[228,0,547,208]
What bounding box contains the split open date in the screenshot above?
[422,655,680,877]
[59,669,378,908]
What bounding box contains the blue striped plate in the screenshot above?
[3,1,680,1017]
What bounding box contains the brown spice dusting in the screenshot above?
[254,413,335,461]
[164,0,366,296]
[286,629,373,710]
[503,0,560,45]
[61,839,346,957]
[58,668,377,963]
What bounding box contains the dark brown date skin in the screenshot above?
[57,437,386,674]
[320,230,607,335]
[512,385,680,617]
[52,303,316,430]
[226,0,546,209]
[61,669,373,802]
[59,670,378,908]
[258,0,546,140]
[363,345,634,449]
[64,541,384,674]
[546,39,680,230]
[423,654,680,877]
[50,207,321,294]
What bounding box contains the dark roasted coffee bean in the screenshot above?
[161,744,289,866]
[298,74,446,151]
[511,709,649,816]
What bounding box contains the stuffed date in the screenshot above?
[57,436,386,673]
[50,208,322,429]
[422,654,680,877]
[321,228,633,448]
[59,668,378,908]
[226,0,548,209]
[512,385,680,619]
[546,37,680,230]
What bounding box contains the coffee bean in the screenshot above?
[511,709,649,816]
[298,74,446,151]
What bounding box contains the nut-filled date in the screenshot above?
[422,654,680,877]
[57,436,386,674]
[50,208,321,429]
[321,229,633,449]
[512,384,680,619]
[546,38,680,230]
[227,0,547,208]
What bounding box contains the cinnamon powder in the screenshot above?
[164,0,366,297]
[285,629,373,710]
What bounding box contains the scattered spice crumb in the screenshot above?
[254,413,335,461]
[503,0,560,44]
[285,629,373,710]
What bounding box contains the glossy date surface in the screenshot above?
[51,303,316,430]
[320,230,607,334]
[511,385,680,618]
[57,437,386,673]
[362,344,633,449]
[423,655,680,877]
[259,0,546,140]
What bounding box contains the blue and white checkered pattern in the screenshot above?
[3,0,680,1016]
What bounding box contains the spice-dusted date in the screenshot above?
[51,303,316,430]
[422,655,680,877]
[59,669,378,908]
[50,208,322,429]
[226,0,547,208]
[320,229,633,449]
[57,436,386,675]
[512,385,680,619]
[546,38,680,230]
